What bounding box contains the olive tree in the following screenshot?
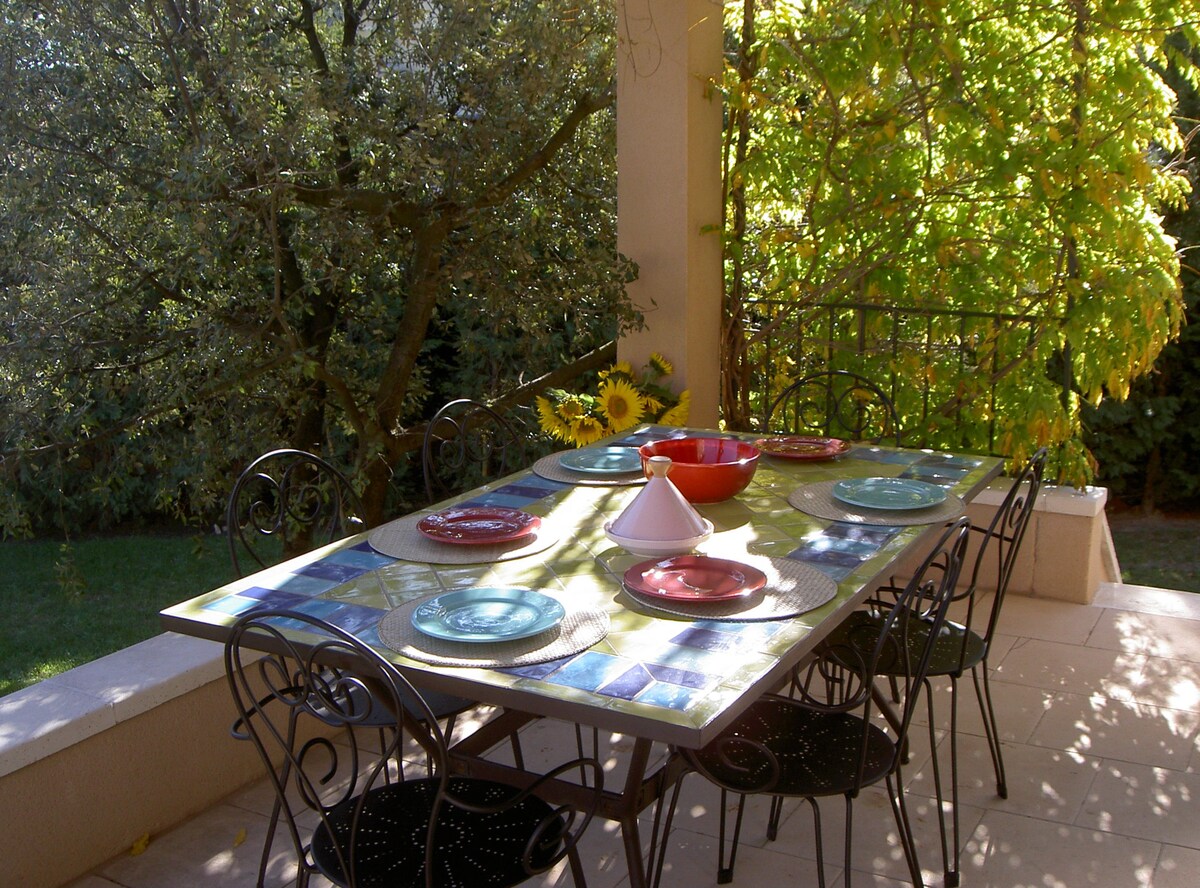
[0,0,632,533]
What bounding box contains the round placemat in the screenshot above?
[787,479,966,526]
[377,597,610,667]
[531,452,647,487]
[367,514,559,564]
[618,554,837,622]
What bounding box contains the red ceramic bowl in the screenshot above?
[638,437,761,503]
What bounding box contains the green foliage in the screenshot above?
[722,0,1196,484]
[0,1,632,535]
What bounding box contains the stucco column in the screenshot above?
[616,0,724,427]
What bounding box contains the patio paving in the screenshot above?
[71,581,1200,888]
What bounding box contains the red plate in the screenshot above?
[624,555,768,602]
[754,436,851,460]
[417,506,541,545]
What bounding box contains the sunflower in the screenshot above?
[557,395,587,421]
[598,377,646,432]
[648,352,674,377]
[659,389,691,426]
[597,360,634,381]
[536,396,571,441]
[570,414,607,446]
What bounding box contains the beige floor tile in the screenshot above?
[95,802,293,888]
[993,637,1145,701]
[995,595,1104,645]
[1029,691,1200,770]
[907,732,1099,825]
[961,809,1159,887]
[654,825,832,887]
[657,767,802,846]
[1132,655,1200,713]
[770,783,983,887]
[1088,608,1200,665]
[1152,844,1200,888]
[909,677,1053,745]
[1076,760,1200,848]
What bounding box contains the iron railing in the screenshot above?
[743,299,1065,455]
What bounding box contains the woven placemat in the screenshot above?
[531,452,647,487]
[617,554,837,622]
[787,480,966,526]
[377,597,610,667]
[367,515,559,564]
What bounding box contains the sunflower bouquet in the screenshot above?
[536,354,690,447]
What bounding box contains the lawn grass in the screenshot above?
[0,532,236,697]
[1107,512,1200,594]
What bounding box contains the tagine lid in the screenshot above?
[608,456,709,541]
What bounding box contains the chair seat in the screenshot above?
[684,695,895,798]
[830,610,987,678]
[311,777,565,887]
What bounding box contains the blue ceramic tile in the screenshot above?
[325,547,396,570]
[848,448,924,466]
[915,453,983,469]
[237,586,308,604]
[202,594,272,616]
[464,491,544,509]
[498,479,569,499]
[598,664,654,700]
[552,651,633,692]
[821,524,903,544]
[273,573,342,597]
[296,560,373,583]
[670,626,755,654]
[636,681,707,711]
[899,465,967,485]
[801,535,880,558]
[499,657,575,680]
[293,600,386,635]
[646,663,712,689]
[793,548,860,581]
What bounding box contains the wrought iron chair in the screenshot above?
[226,449,367,577]
[836,447,1047,886]
[651,518,972,888]
[225,609,603,888]
[764,369,902,445]
[422,399,525,503]
[226,449,477,887]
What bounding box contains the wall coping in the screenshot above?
[0,631,224,778]
[969,481,1108,518]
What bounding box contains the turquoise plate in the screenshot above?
[559,446,642,475]
[411,587,566,643]
[832,477,947,510]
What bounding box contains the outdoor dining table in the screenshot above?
[160,425,1002,888]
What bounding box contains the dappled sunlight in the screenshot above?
[966,817,1157,887]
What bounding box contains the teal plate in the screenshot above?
[558,446,643,475]
[832,477,947,510]
[411,587,566,643]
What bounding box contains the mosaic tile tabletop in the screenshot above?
[161,427,1001,748]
